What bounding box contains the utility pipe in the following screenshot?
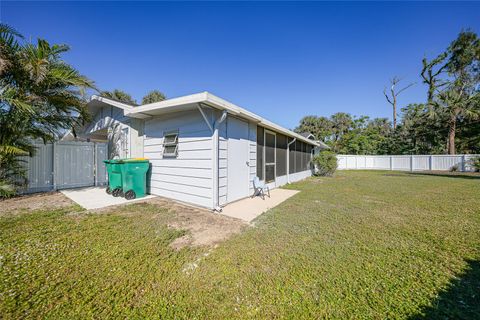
[212,110,228,212]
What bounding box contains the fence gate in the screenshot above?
[21,141,108,193]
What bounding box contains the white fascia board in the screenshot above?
[316,141,330,149]
[125,92,209,116]
[90,95,135,111]
[90,95,150,119]
[204,93,319,146]
[122,91,319,146]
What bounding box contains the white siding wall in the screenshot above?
[85,106,144,158]
[218,112,228,206]
[144,109,215,208]
[129,118,144,158]
[86,105,126,134]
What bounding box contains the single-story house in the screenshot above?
[298,132,329,156]
[74,92,328,210]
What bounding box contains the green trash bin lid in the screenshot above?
[122,158,149,163]
[105,158,126,163]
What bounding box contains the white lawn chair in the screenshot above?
[252,176,270,200]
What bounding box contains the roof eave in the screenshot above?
[203,93,319,146]
[93,91,319,146]
[316,141,330,149]
[90,95,135,111]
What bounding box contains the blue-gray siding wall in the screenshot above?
[144,109,219,208]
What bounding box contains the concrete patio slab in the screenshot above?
[220,188,299,222]
[61,187,156,210]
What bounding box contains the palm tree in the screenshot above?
[426,30,480,154]
[0,23,95,196]
[434,86,479,154]
[142,90,166,104]
[101,89,137,105]
[330,112,353,152]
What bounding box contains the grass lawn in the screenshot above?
[1,171,479,319]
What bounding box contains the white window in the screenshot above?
[163,131,178,157]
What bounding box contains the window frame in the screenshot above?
[163,130,179,158]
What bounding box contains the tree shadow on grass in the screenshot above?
[411,259,480,319]
[406,172,480,180]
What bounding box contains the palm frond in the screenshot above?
[0,145,29,156]
[0,23,24,40]
[0,85,35,114]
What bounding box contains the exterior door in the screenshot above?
[227,117,250,202]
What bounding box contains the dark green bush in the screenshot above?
[0,153,27,198]
[471,157,480,172]
[312,151,338,176]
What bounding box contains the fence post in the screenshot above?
[93,142,97,187]
[390,156,393,170]
[462,154,466,172]
[410,155,413,172]
[52,142,57,191]
[429,155,432,171]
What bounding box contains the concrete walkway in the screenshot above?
[61,187,156,210]
[220,188,299,222]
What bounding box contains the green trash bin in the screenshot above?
[120,159,150,200]
[104,159,125,197]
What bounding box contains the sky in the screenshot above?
[1,1,479,130]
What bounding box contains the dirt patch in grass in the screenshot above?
[150,198,247,249]
[1,192,246,249]
[0,192,75,215]
[90,197,248,250]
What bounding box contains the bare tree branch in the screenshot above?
[396,82,416,95]
[383,87,394,105]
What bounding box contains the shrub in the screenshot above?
[312,151,338,176]
[471,157,480,172]
[0,152,27,198]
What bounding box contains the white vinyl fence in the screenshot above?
[337,154,479,172]
[18,141,108,193]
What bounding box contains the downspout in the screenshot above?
[212,110,227,212]
[287,137,296,183]
[197,103,227,211]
